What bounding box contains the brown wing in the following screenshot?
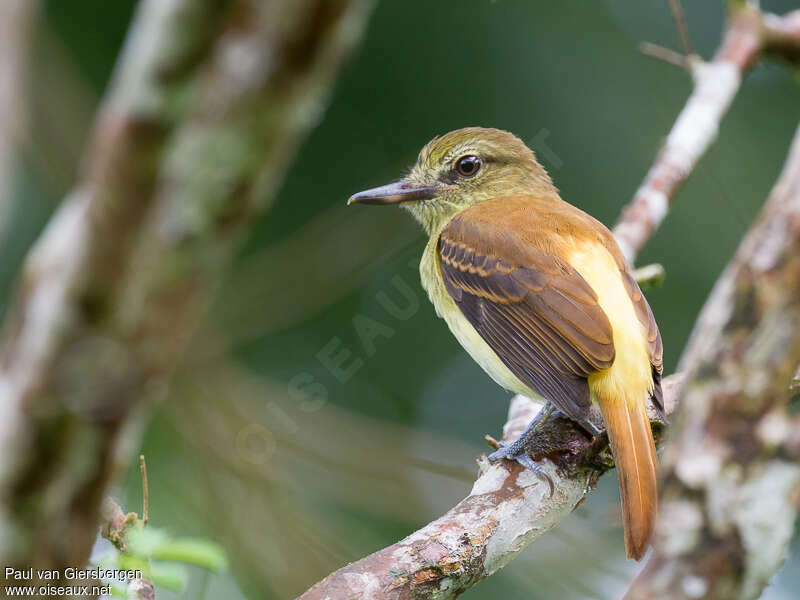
[438,213,615,424]
[558,196,664,416]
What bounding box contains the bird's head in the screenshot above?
[348,127,558,233]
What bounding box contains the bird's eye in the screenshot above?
[455,155,481,177]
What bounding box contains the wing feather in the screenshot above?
[438,214,616,422]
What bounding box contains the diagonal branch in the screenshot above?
[667,0,694,57]
[298,375,682,600]
[0,0,37,251]
[613,6,800,263]
[625,124,800,600]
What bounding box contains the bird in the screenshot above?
[347,127,664,561]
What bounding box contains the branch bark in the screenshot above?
[0,0,374,587]
[298,375,681,600]
[100,498,155,599]
[625,124,800,600]
[613,6,800,263]
[0,0,37,247]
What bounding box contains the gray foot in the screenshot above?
[488,442,555,496]
[487,402,556,496]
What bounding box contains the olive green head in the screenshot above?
[348,127,557,233]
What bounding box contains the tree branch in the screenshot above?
[625,124,800,600]
[298,375,681,600]
[0,0,374,585]
[0,0,37,247]
[100,498,155,598]
[613,6,800,263]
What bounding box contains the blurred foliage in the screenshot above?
[97,525,228,596]
[3,1,799,599]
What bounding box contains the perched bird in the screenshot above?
[348,127,663,561]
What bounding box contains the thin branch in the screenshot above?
[140,455,149,526]
[632,263,666,289]
[668,0,694,57]
[0,0,37,247]
[101,498,155,599]
[298,375,682,600]
[639,41,689,69]
[613,6,800,263]
[762,10,800,65]
[625,124,800,600]
[101,497,137,554]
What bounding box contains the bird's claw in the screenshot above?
[488,444,555,497]
[487,440,509,458]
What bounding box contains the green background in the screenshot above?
[6,0,799,598]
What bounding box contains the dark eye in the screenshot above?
[455,155,481,177]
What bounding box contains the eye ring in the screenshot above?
[455,155,481,177]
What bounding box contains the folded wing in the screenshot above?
[438,211,615,424]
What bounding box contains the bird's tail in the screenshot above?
[597,395,658,561]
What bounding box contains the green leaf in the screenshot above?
[126,527,169,557]
[117,553,150,579]
[148,562,188,593]
[150,538,229,573]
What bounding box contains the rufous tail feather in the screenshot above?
[598,396,658,561]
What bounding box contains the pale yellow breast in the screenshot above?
[419,237,536,398]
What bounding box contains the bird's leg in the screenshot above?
[549,407,603,438]
[490,402,555,458]
[488,402,556,495]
